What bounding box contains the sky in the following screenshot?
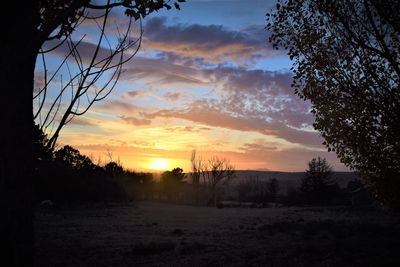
[34,0,349,172]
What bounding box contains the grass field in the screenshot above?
[35,202,400,267]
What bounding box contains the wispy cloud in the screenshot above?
[141,101,322,148]
[68,117,97,127]
[163,92,181,101]
[120,115,152,126]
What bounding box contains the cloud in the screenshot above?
[68,117,97,127]
[240,142,278,152]
[43,38,206,86]
[164,126,212,133]
[101,98,319,148]
[97,61,319,148]
[163,92,181,101]
[126,90,143,98]
[43,38,112,62]
[140,98,322,147]
[203,66,314,128]
[143,17,277,64]
[33,70,46,93]
[146,103,275,134]
[96,100,144,113]
[121,56,206,84]
[124,89,151,99]
[120,115,152,126]
[43,16,322,150]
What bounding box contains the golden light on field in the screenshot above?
[149,158,169,171]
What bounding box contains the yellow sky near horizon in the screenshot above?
[58,116,334,173]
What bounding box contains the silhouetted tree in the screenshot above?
[280,186,303,206]
[190,152,236,205]
[237,178,251,203]
[237,177,267,205]
[346,179,373,206]
[301,157,338,205]
[267,0,400,210]
[33,123,53,164]
[205,156,235,206]
[190,150,204,204]
[237,177,279,206]
[190,150,201,185]
[136,172,155,199]
[54,145,94,170]
[161,167,186,201]
[32,127,127,204]
[267,178,279,203]
[1,1,184,265]
[33,123,55,202]
[116,170,154,200]
[104,161,124,176]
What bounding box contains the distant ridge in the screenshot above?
[232,170,359,192]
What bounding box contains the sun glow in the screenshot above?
[149,158,169,171]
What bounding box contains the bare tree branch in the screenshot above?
[35,0,143,149]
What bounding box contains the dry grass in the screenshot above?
[35,202,400,266]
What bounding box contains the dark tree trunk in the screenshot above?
[0,1,39,266]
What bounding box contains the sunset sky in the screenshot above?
[35,0,348,172]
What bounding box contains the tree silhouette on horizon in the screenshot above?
[301,157,338,205]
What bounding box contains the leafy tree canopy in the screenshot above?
[54,145,94,170]
[267,0,400,210]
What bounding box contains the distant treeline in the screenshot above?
[34,125,372,207]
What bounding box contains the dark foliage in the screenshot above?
[104,161,124,176]
[267,0,400,211]
[34,124,125,203]
[280,186,305,206]
[237,177,280,205]
[34,125,369,207]
[119,170,155,201]
[160,168,186,201]
[300,157,340,205]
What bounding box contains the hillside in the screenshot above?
[231,171,359,192]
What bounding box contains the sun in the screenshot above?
[150,158,169,171]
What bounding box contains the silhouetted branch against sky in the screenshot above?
[35,1,185,148]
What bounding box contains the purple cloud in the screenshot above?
[143,17,278,64]
[163,92,181,101]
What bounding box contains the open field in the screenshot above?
[35,202,400,267]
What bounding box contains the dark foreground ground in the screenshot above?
[35,202,400,267]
